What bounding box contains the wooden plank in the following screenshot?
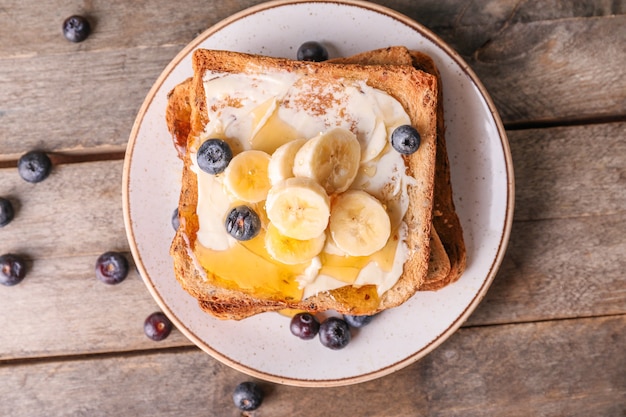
[0,0,260,57]
[1,160,130,258]
[468,15,626,125]
[0,315,623,417]
[0,255,191,361]
[0,47,178,161]
[467,211,626,325]
[509,122,626,221]
[1,3,625,159]
[1,0,621,58]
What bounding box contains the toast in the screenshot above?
[169,49,439,319]
[330,46,466,290]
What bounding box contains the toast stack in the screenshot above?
[166,47,465,320]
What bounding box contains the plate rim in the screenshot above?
[122,0,515,387]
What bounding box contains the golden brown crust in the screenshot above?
[170,49,440,319]
[331,46,466,291]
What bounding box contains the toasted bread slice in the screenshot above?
[330,46,466,290]
[170,49,439,319]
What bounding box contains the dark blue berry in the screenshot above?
[63,15,91,43]
[343,313,376,328]
[391,125,421,155]
[225,206,261,241]
[144,312,173,341]
[171,207,180,231]
[232,381,263,411]
[290,313,320,340]
[0,197,15,227]
[0,254,27,286]
[197,139,232,175]
[18,151,52,183]
[95,251,129,285]
[297,41,329,62]
[319,317,351,350]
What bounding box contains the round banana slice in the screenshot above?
[265,177,330,240]
[267,138,307,186]
[292,128,360,195]
[223,150,271,203]
[265,222,326,265]
[329,190,391,257]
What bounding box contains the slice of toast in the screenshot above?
[165,47,466,299]
[330,46,466,290]
[170,49,439,319]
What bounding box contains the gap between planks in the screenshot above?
[1,312,623,368]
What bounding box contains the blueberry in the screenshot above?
[391,125,421,155]
[63,15,91,43]
[197,139,232,175]
[95,251,129,285]
[0,197,15,227]
[232,381,263,411]
[343,313,376,328]
[319,317,351,350]
[17,151,52,183]
[144,312,173,341]
[171,207,180,231]
[297,41,329,62]
[0,254,27,286]
[290,313,320,340]
[225,206,261,241]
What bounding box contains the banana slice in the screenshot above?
[267,138,307,186]
[265,222,326,265]
[329,190,391,257]
[223,150,271,203]
[265,177,330,240]
[292,128,361,195]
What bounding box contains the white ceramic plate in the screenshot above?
[123,0,514,387]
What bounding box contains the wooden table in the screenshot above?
[1,1,624,415]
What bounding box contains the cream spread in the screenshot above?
[189,68,416,298]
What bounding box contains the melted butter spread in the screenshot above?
[188,68,415,301]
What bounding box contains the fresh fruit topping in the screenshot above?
[344,313,376,328]
[95,251,129,285]
[62,15,91,43]
[17,151,52,183]
[225,205,261,241]
[144,312,173,341]
[266,177,330,240]
[329,190,391,257]
[391,124,421,155]
[0,197,15,227]
[196,138,233,175]
[293,128,361,195]
[290,312,320,340]
[223,150,271,203]
[0,254,26,286]
[319,317,351,350]
[297,41,329,62]
[265,222,325,265]
[267,138,307,186]
[232,381,264,411]
[171,207,180,231]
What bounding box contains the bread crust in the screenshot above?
[169,49,440,319]
[331,46,466,290]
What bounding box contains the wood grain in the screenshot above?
[0,315,623,417]
[509,122,626,221]
[1,2,625,414]
[0,1,624,159]
[1,122,624,358]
